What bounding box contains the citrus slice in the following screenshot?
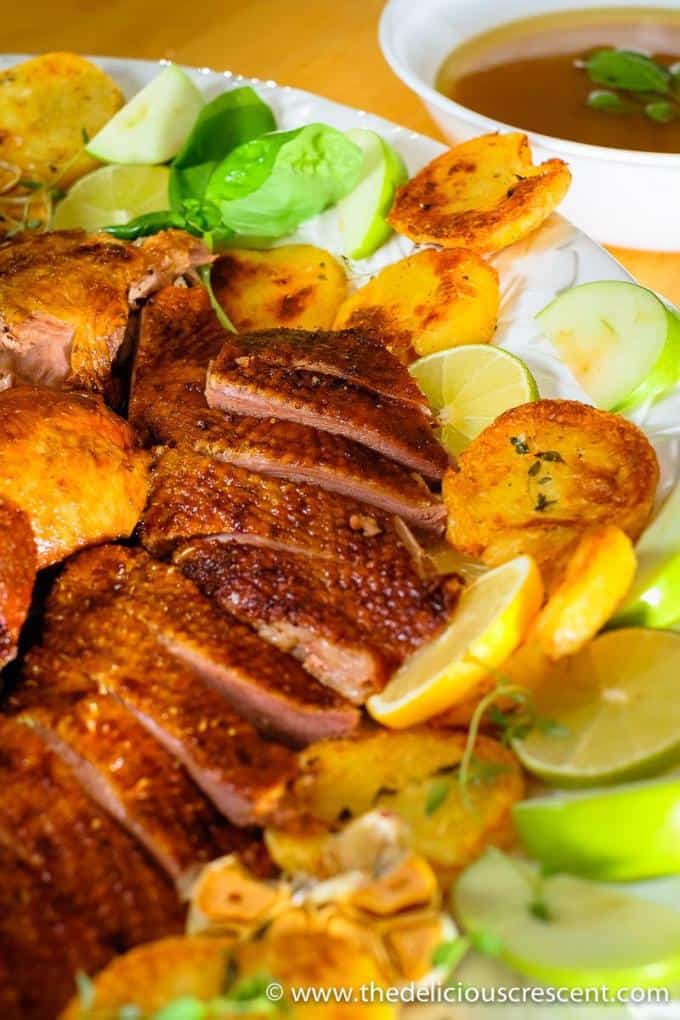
[367,556,543,729]
[514,778,680,881]
[52,164,170,231]
[410,345,538,456]
[454,848,680,991]
[513,628,680,786]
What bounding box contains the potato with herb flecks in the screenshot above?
[212,245,347,331]
[443,399,658,591]
[266,729,523,884]
[0,53,123,188]
[333,247,499,363]
[388,133,571,253]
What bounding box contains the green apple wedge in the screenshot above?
[612,480,680,628]
[513,778,680,881]
[536,280,680,412]
[336,128,407,259]
[86,65,204,165]
[454,848,680,991]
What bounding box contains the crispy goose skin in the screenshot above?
[140,450,456,694]
[15,651,251,889]
[0,386,149,567]
[43,545,359,744]
[0,498,36,668]
[178,538,457,687]
[32,591,297,825]
[211,326,430,410]
[0,229,210,393]
[206,354,448,479]
[141,447,429,565]
[0,716,183,1019]
[130,287,445,532]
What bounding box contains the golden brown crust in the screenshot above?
[443,399,659,587]
[0,499,36,667]
[0,386,150,567]
[212,244,347,330]
[0,53,124,190]
[333,247,500,362]
[388,133,571,253]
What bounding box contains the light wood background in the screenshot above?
[7,0,680,302]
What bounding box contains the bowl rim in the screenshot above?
[379,0,680,166]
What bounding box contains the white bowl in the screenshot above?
[380,0,680,251]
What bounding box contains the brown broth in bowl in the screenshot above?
[437,8,680,152]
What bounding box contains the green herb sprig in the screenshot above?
[579,48,680,124]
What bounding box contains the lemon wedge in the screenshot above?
[367,556,543,728]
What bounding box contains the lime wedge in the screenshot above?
[512,628,680,787]
[52,164,170,232]
[86,64,204,165]
[410,345,538,456]
[514,778,680,881]
[454,849,680,990]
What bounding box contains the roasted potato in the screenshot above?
[388,133,571,254]
[230,924,397,1019]
[212,245,347,330]
[532,525,636,659]
[59,937,236,1019]
[333,247,500,363]
[0,53,123,188]
[266,729,523,883]
[443,399,658,590]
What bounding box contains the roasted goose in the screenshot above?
[0,229,210,394]
[130,286,446,532]
[0,499,36,668]
[0,386,149,567]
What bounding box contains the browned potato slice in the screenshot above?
[59,937,236,1019]
[333,247,499,363]
[212,245,347,330]
[532,525,636,659]
[266,729,523,883]
[230,923,398,1019]
[388,133,571,254]
[0,53,124,188]
[443,399,658,590]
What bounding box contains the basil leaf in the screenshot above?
[645,99,678,123]
[169,86,275,209]
[206,123,363,238]
[432,936,470,970]
[584,48,671,95]
[102,210,189,240]
[586,88,634,114]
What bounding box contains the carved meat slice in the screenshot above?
[130,287,445,531]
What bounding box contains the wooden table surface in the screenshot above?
[7,0,680,302]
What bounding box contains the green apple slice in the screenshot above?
[336,128,407,259]
[536,280,680,412]
[612,481,680,628]
[87,65,204,165]
[454,848,680,990]
[512,628,680,787]
[513,779,680,881]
